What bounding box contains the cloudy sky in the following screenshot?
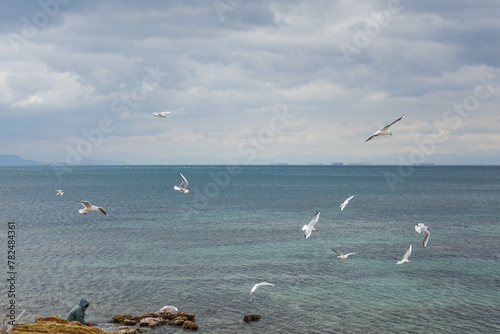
[1,0,499,165]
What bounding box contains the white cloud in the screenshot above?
[0,0,498,164]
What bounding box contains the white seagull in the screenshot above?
[331,249,357,259]
[174,173,190,194]
[339,195,354,211]
[152,111,172,118]
[78,201,108,216]
[250,282,275,302]
[302,211,320,239]
[414,223,430,247]
[159,305,178,312]
[396,243,412,264]
[56,189,64,196]
[365,114,405,142]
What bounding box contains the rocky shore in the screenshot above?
[110,309,198,332]
[10,309,199,334]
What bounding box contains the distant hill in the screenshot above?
[0,155,45,166]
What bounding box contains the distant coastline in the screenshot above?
[1,154,499,167]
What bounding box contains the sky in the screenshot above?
[0,0,499,165]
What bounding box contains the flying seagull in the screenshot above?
[331,249,357,259]
[56,189,64,196]
[174,173,190,194]
[78,201,108,216]
[414,223,430,247]
[396,243,412,264]
[302,211,320,239]
[152,111,172,118]
[365,114,405,142]
[340,195,354,211]
[250,282,275,302]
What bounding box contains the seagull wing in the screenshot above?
[381,114,405,131]
[308,211,320,228]
[78,201,92,208]
[179,173,188,188]
[364,133,378,142]
[422,229,430,247]
[402,243,412,261]
[99,207,108,216]
[344,252,357,257]
[250,282,275,300]
[331,249,344,256]
[161,111,172,115]
[340,196,353,211]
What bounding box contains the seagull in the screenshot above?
[339,195,354,211]
[174,173,189,194]
[365,114,405,142]
[331,249,357,259]
[56,190,64,196]
[414,223,430,247]
[250,282,275,302]
[152,111,172,118]
[302,211,320,239]
[78,201,108,216]
[396,243,412,264]
[159,305,178,312]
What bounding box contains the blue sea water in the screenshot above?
[1,165,499,333]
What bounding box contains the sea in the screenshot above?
[0,165,499,334]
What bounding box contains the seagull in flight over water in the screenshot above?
[56,189,64,196]
[331,249,357,259]
[365,114,405,142]
[250,282,275,302]
[302,211,320,239]
[414,223,430,247]
[396,243,412,264]
[174,173,190,194]
[78,201,108,216]
[340,195,354,211]
[152,111,172,118]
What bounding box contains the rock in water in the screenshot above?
[183,320,199,330]
[243,314,262,322]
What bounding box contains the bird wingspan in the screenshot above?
[365,134,377,142]
[332,249,343,255]
[78,201,92,208]
[179,173,188,187]
[402,244,412,261]
[382,114,405,131]
[422,229,430,247]
[308,212,320,227]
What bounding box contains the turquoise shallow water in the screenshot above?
[1,165,499,333]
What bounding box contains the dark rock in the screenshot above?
[183,320,199,330]
[110,315,140,324]
[244,314,262,322]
